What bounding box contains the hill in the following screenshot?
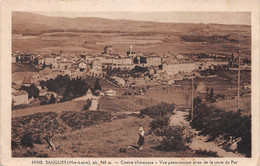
[12,12,250,34]
[12,12,251,58]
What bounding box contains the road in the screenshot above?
[170,110,244,157]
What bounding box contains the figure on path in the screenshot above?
[138,127,144,149]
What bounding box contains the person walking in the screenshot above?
[138,127,144,149]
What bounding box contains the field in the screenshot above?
[211,97,251,116]
[12,12,251,58]
[12,63,39,82]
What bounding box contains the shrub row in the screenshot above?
[60,111,112,131]
[140,102,175,118]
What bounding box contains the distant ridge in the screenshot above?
[12,12,250,35]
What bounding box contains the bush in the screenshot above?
[140,102,175,119]
[150,116,170,136]
[195,149,218,157]
[160,124,194,151]
[82,99,92,111]
[20,133,34,149]
[191,98,251,157]
[60,111,112,130]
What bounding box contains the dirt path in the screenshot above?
[170,110,244,157]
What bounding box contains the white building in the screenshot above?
[105,89,116,96]
[162,62,197,75]
[78,61,87,70]
[146,57,162,66]
[12,90,29,106]
[111,76,126,86]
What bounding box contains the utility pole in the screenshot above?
[137,97,139,111]
[191,77,194,121]
[237,55,240,110]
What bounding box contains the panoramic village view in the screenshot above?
[11,12,251,158]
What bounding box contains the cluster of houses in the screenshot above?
[12,44,231,106]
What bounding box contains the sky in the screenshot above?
[35,12,251,25]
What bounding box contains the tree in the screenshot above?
[194,84,197,90]
[193,97,202,108]
[16,56,19,63]
[29,84,40,98]
[64,92,73,101]
[231,53,234,61]
[34,57,38,65]
[133,57,139,64]
[206,87,209,99]
[20,56,24,64]
[40,96,48,105]
[94,79,102,91]
[49,94,56,104]
[209,87,214,101]
[43,62,46,69]
[45,79,59,92]
[40,80,45,90]
[83,99,92,110]
[20,84,39,98]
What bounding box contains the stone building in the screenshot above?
[12,90,29,106]
[162,62,197,75]
[104,44,113,55]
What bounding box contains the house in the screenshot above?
[12,90,29,106]
[12,84,21,92]
[38,58,44,65]
[176,54,184,59]
[52,61,59,69]
[92,59,102,70]
[105,89,116,96]
[22,76,34,86]
[243,83,251,89]
[44,56,55,65]
[103,44,113,55]
[90,59,103,76]
[85,55,96,64]
[78,61,87,71]
[162,62,197,75]
[146,56,162,67]
[149,67,155,75]
[59,61,72,70]
[39,67,53,80]
[12,56,17,63]
[111,76,126,86]
[89,99,99,111]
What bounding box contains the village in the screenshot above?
[11,44,251,109]
[9,11,253,158]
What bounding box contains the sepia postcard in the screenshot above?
[1,0,260,165]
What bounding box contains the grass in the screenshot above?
[13,115,203,157]
[12,100,85,118]
[211,96,251,116]
[99,95,158,113]
[12,63,39,73]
